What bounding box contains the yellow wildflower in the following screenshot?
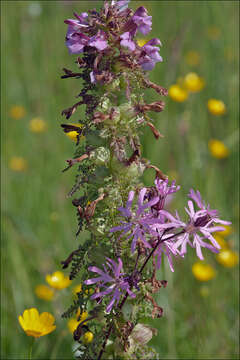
[184,72,205,92]
[29,117,47,133]
[192,262,216,281]
[18,308,56,338]
[46,271,71,290]
[10,105,26,119]
[207,26,221,40]
[169,84,188,102]
[216,250,239,268]
[49,212,59,222]
[208,139,229,159]
[76,309,88,322]
[185,50,200,66]
[9,157,27,172]
[67,318,80,334]
[207,99,226,116]
[64,123,84,142]
[213,234,228,250]
[216,224,232,237]
[73,284,82,295]
[82,331,94,344]
[137,39,148,47]
[35,285,54,301]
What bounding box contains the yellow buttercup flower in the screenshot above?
[216,250,239,268]
[207,26,221,40]
[73,284,82,295]
[207,99,226,116]
[185,51,200,66]
[65,123,84,142]
[169,84,188,102]
[10,105,26,119]
[46,271,71,290]
[29,117,47,133]
[82,331,94,344]
[213,234,228,250]
[49,212,59,222]
[184,72,205,92]
[67,318,80,334]
[76,309,88,322]
[208,139,229,159]
[67,310,88,334]
[216,224,232,237]
[192,262,216,281]
[9,157,28,172]
[137,39,148,47]
[35,285,54,301]
[18,308,56,338]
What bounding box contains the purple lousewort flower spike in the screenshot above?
[139,38,163,71]
[84,257,135,313]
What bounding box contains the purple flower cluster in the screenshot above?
[110,182,231,271]
[64,1,163,72]
[84,257,135,313]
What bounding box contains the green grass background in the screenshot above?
[1,0,239,359]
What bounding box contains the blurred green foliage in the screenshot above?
[1,1,239,359]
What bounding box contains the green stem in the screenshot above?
[29,337,35,360]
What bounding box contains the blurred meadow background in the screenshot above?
[1,0,239,359]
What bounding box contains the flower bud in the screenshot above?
[130,323,157,345]
[89,147,110,165]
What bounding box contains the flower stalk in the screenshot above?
[60,1,230,358]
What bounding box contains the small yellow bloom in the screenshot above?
[216,250,239,268]
[169,84,188,102]
[67,318,79,334]
[65,123,84,142]
[208,139,229,159]
[9,157,27,172]
[35,285,54,301]
[207,99,226,116]
[73,284,82,295]
[46,271,71,290]
[216,225,232,237]
[82,331,94,344]
[137,39,148,47]
[192,262,216,281]
[18,308,56,338]
[213,234,228,250]
[76,309,88,322]
[49,212,59,222]
[29,117,47,133]
[185,50,200,66]
[184,72,205,92]
[207,26,221,40]
[10,105,26,119]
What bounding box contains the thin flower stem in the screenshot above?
[139,230,185,274]
[29,338,35,360]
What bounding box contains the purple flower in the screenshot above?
[159,194,231,260]
[64,12,89,30]
[153,233,181,272]
[110,188,162,253]
[132,6,152,35]
[120,32,136,51]
[88,30,108,51]
[112,0,130,12]
[139,38,163,71]
[84,257,135,313]
[65,32,89,54]
[153,178,180,212]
